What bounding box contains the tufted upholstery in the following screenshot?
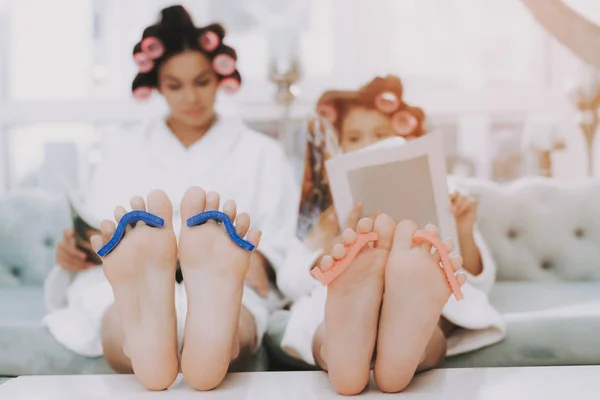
[458,177,600,282]
[0,189,71,285]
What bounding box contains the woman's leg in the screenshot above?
[101,303,133,373]
[177,187,262,391]
[92,190,180,391]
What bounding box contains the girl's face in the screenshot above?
[340,107,394,153]
[158,50,219,129]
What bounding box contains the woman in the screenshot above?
[44,5,297,391]
[277,75,505,394]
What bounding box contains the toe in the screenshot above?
[130,195,147,227]
[341,228,357,246]
[456,270,467,286]
[373,214,396,250]
[246,229,262,247]
[443,238,454,254]
[223,199,237,222]
[206,191,220,211]
[130,195,146,211]
[420,224,439,253]
[356,217,373,234]
[146,189,174,229]
[101,220,116,242]
[320,255,334,271]
[235,213,251,238]
[90,235,104,252]
[451,255,463,271]
[390,219,418,251]
[181,186,207,222]
[114,206,127,223]
[331,243,346,260]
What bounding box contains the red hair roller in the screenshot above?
[391,110,419,137]
[317,103,337,124]
[200,31,220,52]
[141,36,165,60]
[212,54,236,76]
[132,86,152,101]
[133,52,154,73]
[219,78,240,93]
[375,91,400,114]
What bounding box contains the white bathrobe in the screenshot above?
[278,181,507,366]
[43,115,298,357]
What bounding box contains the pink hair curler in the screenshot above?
[141,36,165,59]
[132,86,152,101]
[392,110,419,137]
[317,103,337,124]
[199,30,220,52]
[212,54,236,76]
[375,91,400,114]
[134,52,154,73]
[219,77,240,93]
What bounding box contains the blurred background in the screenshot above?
[0,0,599,195]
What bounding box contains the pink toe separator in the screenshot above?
[311,232,379,286]
[412,230,464,301]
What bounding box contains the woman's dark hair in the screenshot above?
[131,5,241,98]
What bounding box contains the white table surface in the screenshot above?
[0,366,597,399]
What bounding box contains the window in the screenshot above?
[0,0,593,194]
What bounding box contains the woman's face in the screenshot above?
[340,107,394,153]
[158,50,219,129]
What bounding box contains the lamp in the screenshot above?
[522,115,565,177]
[567,67,600,177]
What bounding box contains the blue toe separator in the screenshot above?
[97,210,165,257]
[186,210,255,252]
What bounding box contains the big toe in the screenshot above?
[180,186,207,223]
[146,190,174,228]
[391,219,419,251]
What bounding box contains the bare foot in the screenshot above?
[90,190,179,391]
[374,221,465,393]
[178,186,261,391]
[315,214,395,396]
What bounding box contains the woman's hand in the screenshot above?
[55,229,97,271]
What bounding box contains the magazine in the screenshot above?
[64,185,103,264]
[325,132,460,251]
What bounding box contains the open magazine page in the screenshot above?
[325,132,460,252]
[64,185,103,264]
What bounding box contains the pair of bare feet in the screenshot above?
[314,214,466,395]
[90,187,261,391]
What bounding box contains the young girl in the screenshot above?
[44,5,297,392]
[278,76,505,394]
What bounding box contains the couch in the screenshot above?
[2,177,600,379]
[265,176,600,369]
